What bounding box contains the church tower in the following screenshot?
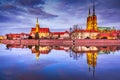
[92,0,98,30]
[86,0,98,30]
[86,7,92,30]
[36,17,40,33]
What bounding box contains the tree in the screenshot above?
[28,36,33,39]
[35,32,39,39]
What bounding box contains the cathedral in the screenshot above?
[30,18,50,39]
[86,1,98,31]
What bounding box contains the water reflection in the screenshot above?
[6,44,120,60]
[4,44,120,78]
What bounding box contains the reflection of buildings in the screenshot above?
[87,52,97,77]
[53,46,70,52]
[5,44,120,75]
[69,45,120,76]
[6,44,120,59]
[6,44,25,49]
[71,46,98,53]
[31,45,52,60]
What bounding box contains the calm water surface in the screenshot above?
[0,44,120,80]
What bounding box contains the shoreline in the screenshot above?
[1,39,120,46]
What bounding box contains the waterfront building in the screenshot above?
[70,0,118,40]
[6,33,29,40]
[97,30,117,39]
[70,29,99,39]
[0,36,4,40]
[52,31,69,39]
[117,30,120,39]
[30,18,50,39]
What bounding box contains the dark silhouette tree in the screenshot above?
[35,32,39,39]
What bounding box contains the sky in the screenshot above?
[0,0,120,35]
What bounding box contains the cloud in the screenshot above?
[0,0,120,35]
[0,0,58,23]
[27,8,58,18]
[16,0,45,7]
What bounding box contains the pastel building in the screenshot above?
[6,33,29,40]
[70,30,99,39]
[52,31,69,39]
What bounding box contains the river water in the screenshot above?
[0,44,120,80]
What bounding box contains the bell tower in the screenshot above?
[86,0,98,30]
[86,7,92,30]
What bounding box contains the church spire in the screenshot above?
[36,17,38,24]
[88,7,91,16]
[93,0,96,15]
[36,17,40,33]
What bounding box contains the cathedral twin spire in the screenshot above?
[88,0,96,17]
[86,0,98,30]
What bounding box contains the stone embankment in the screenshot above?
[1,39,120,46]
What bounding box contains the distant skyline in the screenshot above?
[0,0,120,35]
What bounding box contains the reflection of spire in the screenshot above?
[36,51,40,62]
[86,52,97,77]
[88,65,91,72]
[92,66,95,78]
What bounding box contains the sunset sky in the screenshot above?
[0,0,120,35]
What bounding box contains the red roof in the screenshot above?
[32,28,36,31]
[52,31,69,35]
[31,28,50,33]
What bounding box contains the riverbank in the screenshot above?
[1,39,120,46]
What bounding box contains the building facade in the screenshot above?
[52,31,69,39]
[70,29,99,39]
